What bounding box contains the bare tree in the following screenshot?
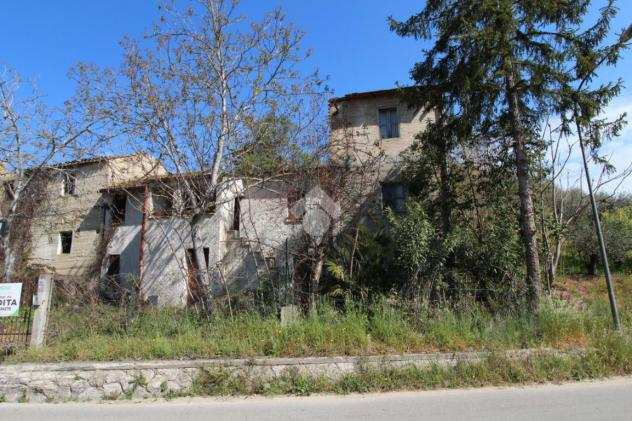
[537,119,632,288]
[0,66,115,281]
[72,0,325,310]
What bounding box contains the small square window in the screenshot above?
[59,231,73,254]
[62,173,76,196]
[382,183,407,214]
[378,108,400,139]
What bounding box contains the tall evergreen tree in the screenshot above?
[391,0,608,311]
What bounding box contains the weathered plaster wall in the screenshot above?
[240,184,301,258]
[113,180,301,306]
[141,215,220,306]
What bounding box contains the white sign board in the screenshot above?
[0,283,22,317]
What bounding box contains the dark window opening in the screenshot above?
[378,107,400,139]
[59,231,73,254]
[232,197,242,231]
[266,257,276,269]
[102,254,122,303]
[62,173,76,196]
[382,183,407,214]
[186,248,204,306]
[203,247,210,269]
[111,193,127,225]
[3,181,15,201]
[106,254,120,277]
[287,187,305,223]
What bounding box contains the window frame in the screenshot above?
[377,107,400,140]
[61,172,77,196]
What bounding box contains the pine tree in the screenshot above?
[391,0,608,311]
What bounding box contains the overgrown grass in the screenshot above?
[187,331,632,397]
[6,275,632,364]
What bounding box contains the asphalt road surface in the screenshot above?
[2,377,631,420]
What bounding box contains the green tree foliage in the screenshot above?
[568,202,632,274]
[230,113,310,177]
[389,0,616,311]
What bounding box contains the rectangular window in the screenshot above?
[59,231,73,254]
[62,173,76,196]
[111,193,127,225]
[232,197,242,231]
[186,248,203,306]
[378,107,400,139]
[102,254,122,303]
[381,183,407,214]
[203,247,210,268]
[287,187,305,223]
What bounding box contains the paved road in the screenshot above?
[2,377,632,420]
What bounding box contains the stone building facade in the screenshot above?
[329,88,434,215]
[329,88,435,175]
[1,88,432,307]
[1,154,164,279]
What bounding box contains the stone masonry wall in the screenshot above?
[0,350,557,402]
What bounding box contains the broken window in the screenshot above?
[378,107,400,139]
[59,231,73,254]
[62,173,76,196]
[111,193,127,225]
[381,183,407,214]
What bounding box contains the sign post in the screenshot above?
[0,283,22,317]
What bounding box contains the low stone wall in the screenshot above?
[0,349,559,402]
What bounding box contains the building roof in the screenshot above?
[329,87,414,104]
[100,171,205,192]
[52,153,151,169]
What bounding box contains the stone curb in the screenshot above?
[0,348,581,403]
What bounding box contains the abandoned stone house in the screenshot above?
[0,154,165,278]
[1,88,432,307]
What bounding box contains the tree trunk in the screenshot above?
[505,72,542,312]
[2,235,17,282]
[438,145,456,298]
[189,216,212,312]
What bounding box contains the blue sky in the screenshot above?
[1,1,631,192]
